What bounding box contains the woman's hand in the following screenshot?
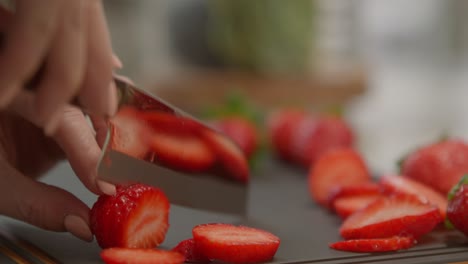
[0,0,118,135]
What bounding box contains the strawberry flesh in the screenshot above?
[192,223,280,264]
[90,184,170,249]
[327,182,381,209]
[172,238,210,263]
[308,148,371,206]
[334,194,384,219]
[101,248,184,264]
[330,236,416,253]
[340,194,442,240]
[380,175,447,218]
[210,117,258,159]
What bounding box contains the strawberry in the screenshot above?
[291,116,355,167]
[330,236,416,253]
[101,248,184,264]
[401,139,468,195]
[141,112,216,173]
[340,194,442,240]
[109,106,152,159]
[90,184,170,249]
[308,148,371,206]
[267,109,307,162]
[379,175,447,219]
[192,223,280,263]
[334,194,384,219]
[447,175,468,237]
[210,117,258,159]
[327,182,381,209]
[202,129,250,183]
[172,238,210,263]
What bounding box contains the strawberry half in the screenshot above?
[90,184,170,249]
[330,236,416,253]
[109,106,151,159]
[142,112,215,173]
[379,175,447,219]
[202,130,250,183]
[447,175,468,237]
[172,238,210,263]
[101,248,184,264]
[308,148,371,206]
[340,194,442,240]
[334,194,384,219]
[192,223,280,264]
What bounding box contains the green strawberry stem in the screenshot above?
[448,174,468,201]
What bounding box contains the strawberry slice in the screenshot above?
[334,194,384,219]
[172,238,210,263]
[308,148,371,206]
[210,117,258,159]
[380,175,447,218]
[202,130,249,183]
[90,184,170,249]
[192,223,280,263]
[327,182,382,209]
[101,248,184,264]
[340,194,442,240]
[330,236,416,253]
[109,106,151,159]
[142,112,215,173]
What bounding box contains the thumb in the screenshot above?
[0,158,93,242]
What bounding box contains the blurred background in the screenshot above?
[103,0,468,175]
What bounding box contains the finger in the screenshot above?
[79,0,116,117]
[35,0,89,135]
[89,115,109,148]
[0,0,61,108]
[0,5,13,31]
[7,90,116,196]
[0,159,92,242]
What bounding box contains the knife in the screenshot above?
[96,76,250,216]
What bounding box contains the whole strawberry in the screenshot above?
[447,175,468,237]
[90,183,170,249]
[401,139,468,195]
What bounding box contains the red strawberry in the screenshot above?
[267,109,307,162]
[210,117,258,159]
[202,129,250,183]
[340,194,442,240]
[291,116,354,167]
[109,106,151,159]
[334,194,384,219]
[308,148,371,206]
[101,248,184,264]
[401,139,468,195]
[447,175,468,237]
[90,184,170,249]
[330,236,416,253]
[379,175,447,219]
[192,223,280,264]
[327,182,381,209]
[141,112,216,173]
[172,238,210,263]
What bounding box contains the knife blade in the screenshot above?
[97,76,250,216]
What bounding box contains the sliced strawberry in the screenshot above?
[340,194,442,240]
[101,248,184,264]
[308,148,371,206]
[380,175,447,219]
[327,182,381,209]
[210,117,258,159]
[330,236,416,253]
[109,106,151,159]
[334,194,384,219]
[172,238,210,263]
[141,112,215,173]
[90,184,170,249]
[202,130,250,183]
[192,223,280,264]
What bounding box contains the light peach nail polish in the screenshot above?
[97,180,116,196]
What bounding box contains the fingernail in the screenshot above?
[112,54,123,69]
[64,215,93,242]
[97,180,116,196]
[44,109,63,136]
